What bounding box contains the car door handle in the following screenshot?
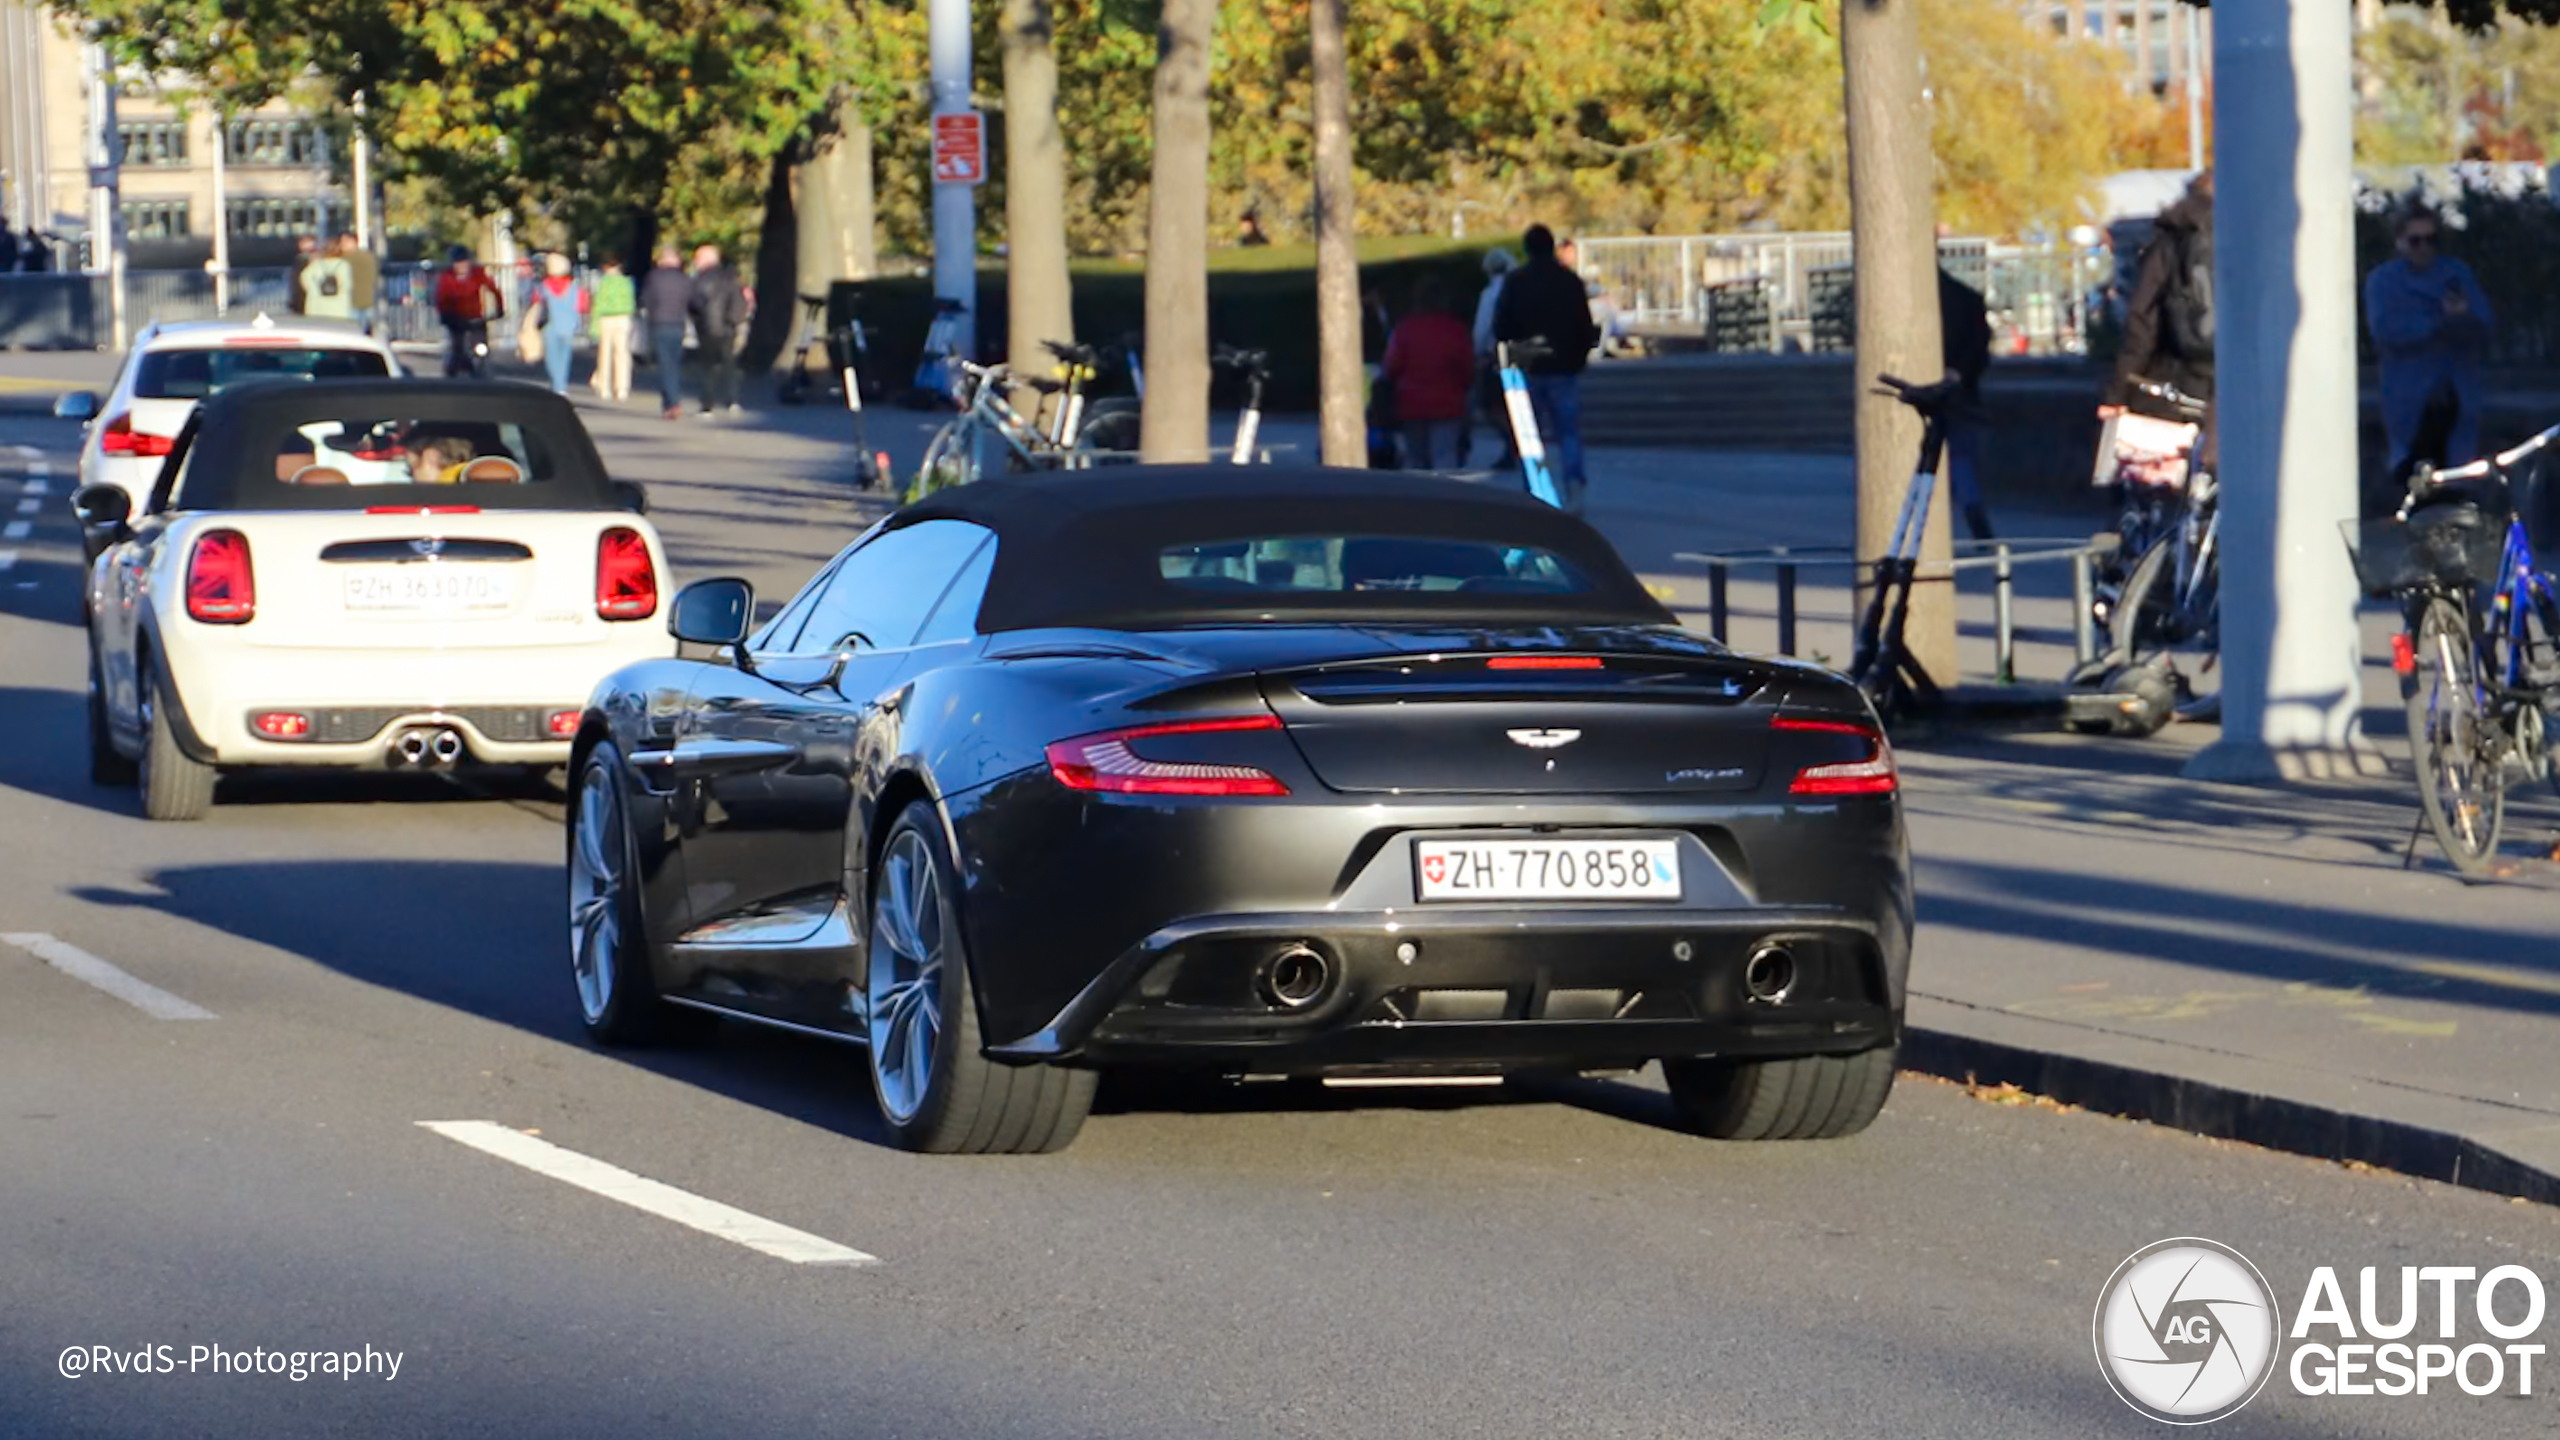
[627,738,802,784]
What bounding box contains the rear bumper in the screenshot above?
[985,905,1898,1073]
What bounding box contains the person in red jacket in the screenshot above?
[432,246,506,377]
[1380,275,1477,471]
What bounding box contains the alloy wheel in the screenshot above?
[568,762,622,1024]
[867,829,946,1127]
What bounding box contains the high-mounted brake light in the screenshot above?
[366,505,481,515]
[97,412,175,459]
[1486,655,1604,671]
[596,527,658,620]
[1046,714,1290,797]
[185,530,255,624]
[1771,714,1896,796]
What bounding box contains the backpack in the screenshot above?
[318,270,341,298]
[2161,222,2214,361]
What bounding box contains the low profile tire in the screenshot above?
[866,807,1095,1154]
[568,742,716,1047]
[1663,1044,1897,1141]
[136,666,214,821]
[87,647,136,787]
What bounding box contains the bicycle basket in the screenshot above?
[2344,503,2506,598]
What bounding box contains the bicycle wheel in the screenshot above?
[2405,594,2506,875]
[2109,535,2184,663]
[909,421,978,501]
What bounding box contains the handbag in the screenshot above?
[517,308,545,364]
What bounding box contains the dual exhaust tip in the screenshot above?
[391,727,466,768]
[1251,939,1797,1013]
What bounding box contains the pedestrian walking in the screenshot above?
[1380,276,1476,471]
[588,257,637,404]
[302,238,355,321]
[640,246,693,420]
[1939,267,1996,541]
[337,231,379,334]
[687,245,750,417]
[528,253,586,395]
[1492,224,1598,508]
[2367,201,2496,481]
[432,245,505,378]
[1472,248,1517,467]
[287,234,318,313]
[0,227,19,274]
[2101,170,2216,458]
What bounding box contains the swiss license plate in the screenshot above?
[1414,838,1682,902]
[343,570,514,612]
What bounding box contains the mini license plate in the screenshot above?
[343,570,515,612]
[1413,838,1683,902]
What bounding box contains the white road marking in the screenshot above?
[3,933,217,1021]
[417,1121,877,1266]
[23,460,46,477]
[9,445,36,460]
[0,551,18,572]
[21,479,46,495]
[1,521,26,540]
[14,498,37,514]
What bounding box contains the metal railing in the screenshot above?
[1575,232,2102,357]
[115,261,582,347]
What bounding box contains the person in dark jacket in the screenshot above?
[0,227,18,274]
[687,245,750,417]
[1939,268,1996,540]
[2103,171,2215,463]
[639,246,694,419]
[1491,224,1598,506]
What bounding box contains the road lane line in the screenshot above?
[15,498,37,513]
[0,551,17,572]
[416,1121,877,1266]
[3,933,217,1021]
[2,521,26,540]
[21,479,47,495]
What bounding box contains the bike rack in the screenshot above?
[1678,537,2119,686]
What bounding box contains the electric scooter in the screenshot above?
[1496,338,1565,508]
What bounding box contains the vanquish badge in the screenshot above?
[1506,728,1580,749]
[2094,1237,2282,1424]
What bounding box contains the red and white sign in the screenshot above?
[932,111,985,186]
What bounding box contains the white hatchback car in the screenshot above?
[59,314,403,517]
[76,379,678,820]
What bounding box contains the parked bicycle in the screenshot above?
[2092,381,2218,699]
[2350,423,2560,875]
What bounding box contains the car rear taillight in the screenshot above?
[546,709,582,739]
[596,528,657,620]
[185,530,255,624]
[97,412,175,458]
[1772,715,1895,796]
[250,711,311,740]
[1486,656,1604,671]
[1046,714,1291,797]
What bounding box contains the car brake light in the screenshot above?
[1771,714,1896,796]
[97,412,175,458]
[250,711,311,740]
[366,505,481,514]
[1046,714,1291,797]
[185,530,255,623]
[1487,656,1603,670]
[547,709,582,738]
[596,527,658,620]
[2391,632,2417,675]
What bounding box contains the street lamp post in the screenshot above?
[929,0,976,363]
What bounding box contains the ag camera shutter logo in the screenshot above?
[2094,1237,2282,1424]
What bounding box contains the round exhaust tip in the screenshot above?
[429,728,464,764]
[1743,944,1798,1005]
[393,730,430,765]
[1257,943,1334,1011]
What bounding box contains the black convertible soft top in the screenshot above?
[895,468,1676,632]
[154,378,619,512]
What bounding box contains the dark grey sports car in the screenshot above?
[567,467,1911,1154]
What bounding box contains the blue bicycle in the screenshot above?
[2352,424,2560,875]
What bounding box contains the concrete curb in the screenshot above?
[1903,1022,2560,1207]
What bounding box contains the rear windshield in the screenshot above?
[134,346,389,400]
[1161,536,1592,597]
[270,416,566,490]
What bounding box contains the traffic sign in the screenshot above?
[932,111,985,187]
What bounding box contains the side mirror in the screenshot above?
[53,390,99,422]
[612,479,649,515]
[669,577,754,648]
[72,483,132,532]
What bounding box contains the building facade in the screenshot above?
[0,0,349,269]
[2036,1,2214,96]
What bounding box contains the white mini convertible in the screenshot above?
[75,379,677,819]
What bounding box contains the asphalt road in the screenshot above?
[3,399,2558,1439]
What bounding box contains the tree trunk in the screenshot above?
[1142,0,1216,463]
[1841,0,1953,685]
[1311,0,1363,467]
[795,100,879,301]
[1003,0,1075,410]
[743,149,798,374]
